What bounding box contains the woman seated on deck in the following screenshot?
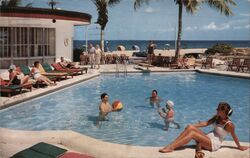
[7,65,30,86]
[159,102,249,158]
[30,61,56,86]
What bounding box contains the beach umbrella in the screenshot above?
[132,45,140,51]
[117,45,126,51]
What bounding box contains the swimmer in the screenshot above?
[96,93,118,126]
[145,90,163,107]
[158,100,180,131]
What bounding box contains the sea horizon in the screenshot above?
[74,40,250,51]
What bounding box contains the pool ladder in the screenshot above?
[116,59,127,74]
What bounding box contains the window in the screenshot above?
[0,27,56,68]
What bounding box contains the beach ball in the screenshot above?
[112,100,123,111]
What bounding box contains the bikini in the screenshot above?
[207,120,231,151]
[11,76,21,85]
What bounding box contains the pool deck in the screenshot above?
[0,64,249,158]
[0,128,249,158]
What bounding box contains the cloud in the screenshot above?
[144,7,155,13]
[154,27,175,33]
[239,13,250,17]
[185,26,198,31]
[202,22,230,31]
[233,24,250,30]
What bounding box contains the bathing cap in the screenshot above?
[9,65,16,70]
[166,100,174,108]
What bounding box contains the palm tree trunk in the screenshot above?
[175,1,183,59]
[100,29,105,51]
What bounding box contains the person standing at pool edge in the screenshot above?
[159,102,249,158]
[146,40,156,65]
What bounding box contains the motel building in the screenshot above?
[0,7,91,69]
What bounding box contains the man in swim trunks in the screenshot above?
[98,93,117,122]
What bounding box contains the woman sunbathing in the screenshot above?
[8,65,30,86]
[30,61,56,86]
[159,102,249,158]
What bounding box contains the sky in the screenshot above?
[20,0,250,40]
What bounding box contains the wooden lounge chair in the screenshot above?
[0,79,32,97]
[201,57,213,69]
[39,63,71,80]
[52,63,87,75]
[227,58,241,71]
[239,58,250,72]
[42,63,74,78]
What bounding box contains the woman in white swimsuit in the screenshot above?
[30,61,56,86]
[159,102,249,158]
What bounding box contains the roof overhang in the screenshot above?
[0,7,92,25]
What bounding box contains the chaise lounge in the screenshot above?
[51,63,87,75]
[0,79,32,97]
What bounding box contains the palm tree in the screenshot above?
[1,0,21,6]
[134,0,236,59]
[1,0,32,7]
[92,0,121,51]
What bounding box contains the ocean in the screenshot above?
[73,40,249,52]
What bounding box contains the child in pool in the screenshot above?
[158,100,180,131]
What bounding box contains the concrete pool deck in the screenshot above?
[0,64,249,158]
[0,128,249,158]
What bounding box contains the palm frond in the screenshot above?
[203,0,236,16]
[134,0,150,10]
[108,0,121,6]
[25,2,33,7]
[94,0,108,30]
[183,0,200,14]
[7,0,21,7]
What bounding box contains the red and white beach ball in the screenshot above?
[112,100,123,111]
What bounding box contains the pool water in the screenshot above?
[0,72,249,146]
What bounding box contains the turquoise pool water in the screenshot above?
[0,72,249,146]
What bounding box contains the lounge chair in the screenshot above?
[11,142,94,158]
[227,58,241,71]
[38,63,71,81]
[51,63,87,75]
[0,79,32,97]
[239,58,250,72]
[201,57,213,69]
[42,63,74,78]
[19,65,57,87]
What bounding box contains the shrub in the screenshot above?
[205,43,234,55]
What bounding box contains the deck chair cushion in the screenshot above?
[11,148,51,158]
[42,63,54,72]
[59,152,94,158]
[19,65,31,76]
[51,63,64,71]
[38,64,46,74]
[11,142,67,158]
[30,142,67,157]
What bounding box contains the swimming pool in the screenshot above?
[0,72,249,146]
